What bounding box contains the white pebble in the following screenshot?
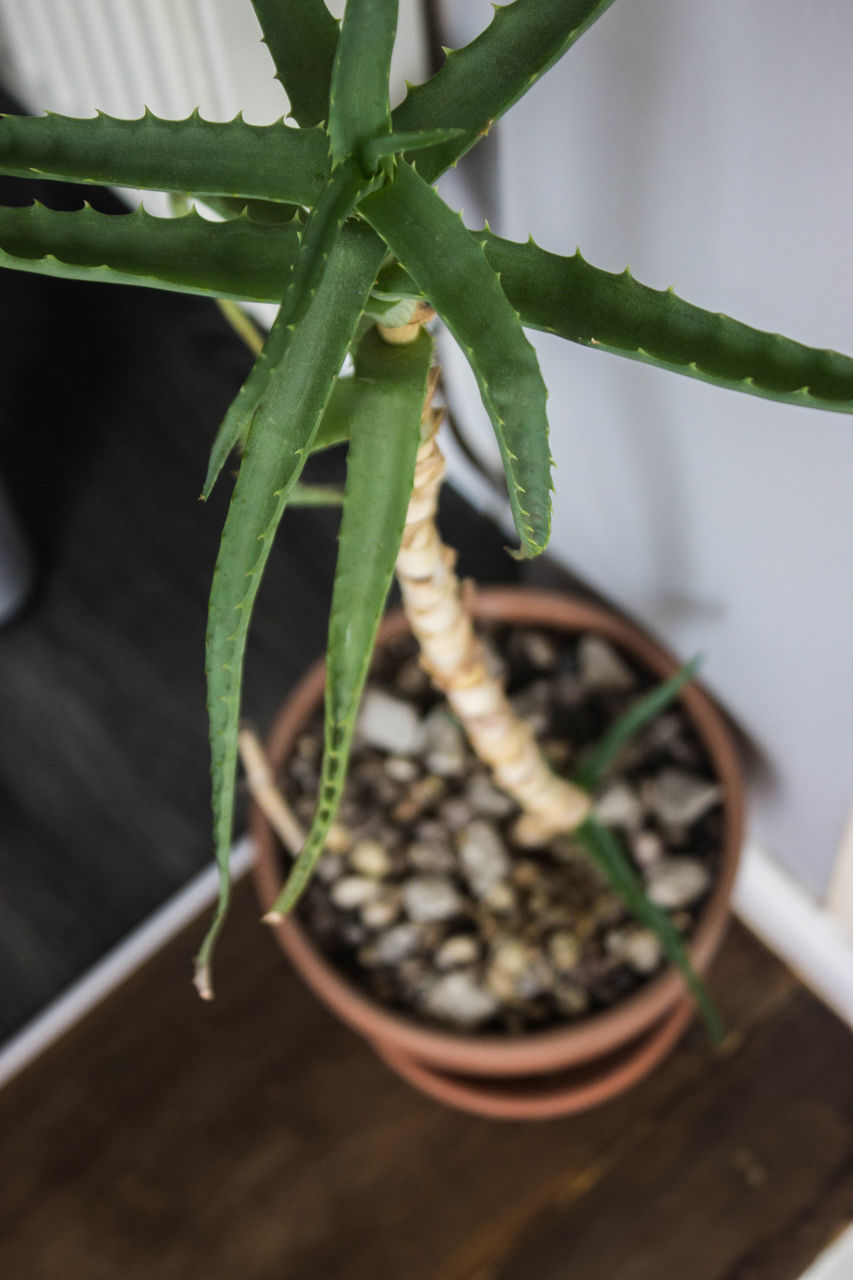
[434,934,480,969]
[360,922,422,966]
[632,830,664,867]
[622,928,663,974]
[649,768,722,830]
[646,857,711,909]
[360,889,402,930]
[483,881,517,914]
[595,781,644,831]
[458,820,511,899]
[403,876,464,923]
[423,706,467,777]
[423,971,499,1027]
[330,875,380,910]
[356,689,425,755]
[384,755,419,783]
[487,940,547,1002]
[465,773,516,818]
[548,930,582,972]
[349,838,391,879]
[578,635,636,691]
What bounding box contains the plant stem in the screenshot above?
[392,385,591,844]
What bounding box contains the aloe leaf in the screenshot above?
[270,326,432,915]
[358,127,465,174]
[311,376,358,452]
[0,110,329,206]
[288,483,344,506]
[476,232,853,414]
[364,161,552,556]
[201,195,301,225]
[0,201,299,302]
[250,0,339,128]
[329,0,397,168]
[202,158,376,498]
[202,307,290,500]
[392,0,618,182]
[576,817,724,1043]
[196,223,385,996]
[574,658,702,792]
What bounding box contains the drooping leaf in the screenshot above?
[269,326,432,916]
[0,110,329,206]
[0,201,299,301]
[195,223,385,996]
[250,0,340,127]
[576,817,724,1043]
[574,658,702,792]
[364,161,552,556]
[329,0,397,168]
[476,232,853,414]
[203,158,378,498]
[202,305,291,501]
[392,0,618,181]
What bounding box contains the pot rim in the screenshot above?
[251,587,744,1078]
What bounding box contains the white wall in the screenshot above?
[437,0,853,900]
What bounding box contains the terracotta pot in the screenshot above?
[251,589,744,1120]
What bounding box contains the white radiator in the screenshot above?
[0,0,426,123]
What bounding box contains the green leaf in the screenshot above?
[202,305,291,501]
[329,0,397,167]
[0,201,300,301]
[195,223,385,997]
[288,483,345,506]
[574,658,702,792]
[269,326,432,916]
[0,110,329,206]
[363,161,552,556]
[476,232,853,414]
[576,817,724,1044]
[358,127,465,174]
[311,375,358,452]
[392,0,618,181]
[202,158,377,498]
[250,0,340,128]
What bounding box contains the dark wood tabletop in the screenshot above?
[0,881,850,1280]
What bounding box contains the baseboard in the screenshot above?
[734,841,853,1028]
[797,1223,853,1280]
[0,839,252,1092]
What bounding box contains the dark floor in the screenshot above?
[0,162,515,1040]
[0,881,850,1280]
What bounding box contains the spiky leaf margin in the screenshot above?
[269,327,433,916]
[364,161,552,556]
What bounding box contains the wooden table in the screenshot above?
[1,882,850,1280]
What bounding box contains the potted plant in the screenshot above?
[0,0,849,1116]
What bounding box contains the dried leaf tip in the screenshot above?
[192,960,214,1001]
[262,910,285,925]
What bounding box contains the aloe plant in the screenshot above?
[3,0,852,1020]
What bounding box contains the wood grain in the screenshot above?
[0,881,848,1280]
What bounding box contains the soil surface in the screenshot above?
[280,624,724,1035]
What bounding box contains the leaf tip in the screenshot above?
[192,959,214,1001]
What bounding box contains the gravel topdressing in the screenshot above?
[279,624,724,1035]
